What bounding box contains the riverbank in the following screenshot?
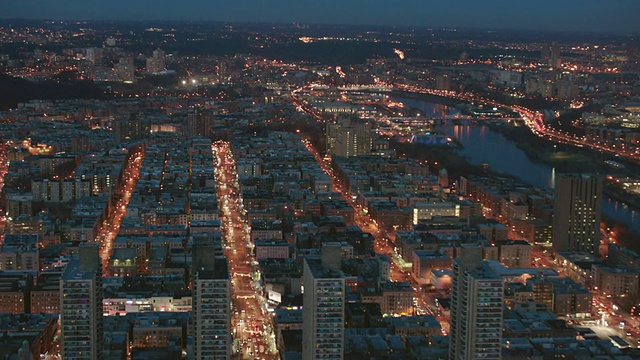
[604,187,640,211]
[484,121,611,174]
[484,121,640,211]
[391,136,555,193]
[390,135,640,250]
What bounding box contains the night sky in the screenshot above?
[4,0,639,33]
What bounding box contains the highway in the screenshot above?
[294,81,640,163]
[392,84,640,163]
[212,141,279,360]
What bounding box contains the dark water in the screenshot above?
[399,97,640,232]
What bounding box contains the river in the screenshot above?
[398,97,640,233]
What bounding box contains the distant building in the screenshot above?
[116,56,135,83]
[412,202,459,224]
[435,74,451,91]
[113,114,151,143]
[31,179,91,203]
[541,42,562,69]
[326,117,371,157]
[186,109,215,138]
[552,174,603,255]
[146,48,166,74]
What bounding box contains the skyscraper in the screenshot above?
[60,242,103,360]
[192,244,231,359]
[552,174,603,255]
[302,244,345,360]
[449,245,503,360]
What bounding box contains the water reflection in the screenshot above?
[396,97,640,232]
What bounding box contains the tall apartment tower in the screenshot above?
[60,242,103,360]
[146,48,166,74]
[186,110,215,138]
[449,245,504,360]
[192,243,231,359]
[541,42,562,69]
[113,114,151,143]
[115,56,135,83]
[326,117,371,157]
[302,244,346,360]
[552,174,603,255]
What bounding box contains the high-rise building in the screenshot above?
[60,242,103,360]
[435,74,451,91]
[85,47,102,64]
[186,110,215,138]
[541,42,562,69]
[552,174,603,255]
[146,48,166,74]
[449,245,503,360]
[113,114,151,143]
[326,117,371,157]
[438,168,449,188]
[115,56,135,83]
[192,243,231,359]
[302,244,345,360]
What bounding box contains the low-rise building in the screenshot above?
[593,265,640,299]
[411,250,451,285]
[498,240,532,268]
[255,239,291,259]
[384,315,441,337]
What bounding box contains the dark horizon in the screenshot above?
[4,0,639,34]
[0,18,637,41]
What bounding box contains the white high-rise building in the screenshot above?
[60,242,103,360]
[302,244,345,360]
[192,244,231,359]
[449,245,504,360]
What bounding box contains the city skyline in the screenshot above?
[2,15,640,359]
[4,0,640,33]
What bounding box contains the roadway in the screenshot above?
[301,138,449,334]
[212,141,279,360]
[294,81,640,340]
[96,148,144,275]
[392,84,640,163]
[0,144,7,236]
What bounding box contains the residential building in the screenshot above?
[302,244,345,360]
[192,244,231,359]
[60,242,103,360]
[449,245,503,360]
[552,174,603,255]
